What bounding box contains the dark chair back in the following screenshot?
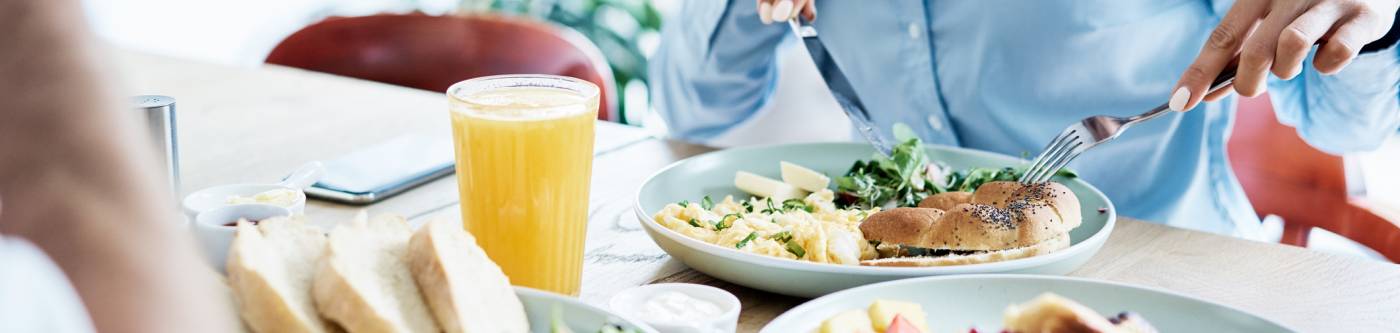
[266,13,616,120]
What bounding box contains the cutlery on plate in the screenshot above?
[788,17,894,157]
[1019,67,1238,184]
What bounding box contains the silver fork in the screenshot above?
[1019,67,1237,184]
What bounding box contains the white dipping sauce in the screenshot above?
[225,188,298,207]
[638,291,724,324]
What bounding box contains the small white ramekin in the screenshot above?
[191,204,292,273]
[610,283,741,333]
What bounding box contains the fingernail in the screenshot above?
[771,0,793,22]
[1169,87,1190,112]
[758,2,773,24]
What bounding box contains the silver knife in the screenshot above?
[788,17,894,156]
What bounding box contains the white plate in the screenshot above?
[761,275,1294,332]
[634,143,1116,297]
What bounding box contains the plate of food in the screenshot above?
[761,274,1293,332]
[223,213,654,333]
[634,138,1115,297]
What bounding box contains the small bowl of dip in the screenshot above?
[610,283,741,333]
[181,162,323,220]
[192,203,292,273]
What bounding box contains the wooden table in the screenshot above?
[114,50,1400,333]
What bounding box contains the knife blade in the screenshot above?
[788,17,894,157]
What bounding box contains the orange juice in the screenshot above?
[447,75,597,295]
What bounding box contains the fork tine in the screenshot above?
[1020,141,1062,183]
[1033,143,1083,183]
[1025,132,1078,183]
[1023,141,1068,183]
[1038,139,1083,183]
[1032,154,1071,183]
[1020,129,1075,183]
[1022,137,1058,173]
[1026,145,1067,183]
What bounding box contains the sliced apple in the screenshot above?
[780,161,830,192]
[821,309,876,333]
[735,171,809,201]
[869,299,929,333]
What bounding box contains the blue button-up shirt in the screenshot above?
[650,0,1400,238]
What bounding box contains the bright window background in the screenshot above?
[80,1,1397,257]
[81,0,851,145]
[86,0,485,66]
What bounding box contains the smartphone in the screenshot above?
[303,133,455,204]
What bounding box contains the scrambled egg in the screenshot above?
[653,190,879,265]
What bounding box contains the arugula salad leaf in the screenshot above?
[833,138,941,209]
[833,134,1077,209]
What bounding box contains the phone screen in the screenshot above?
[311,133,454,200]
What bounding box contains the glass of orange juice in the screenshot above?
[447,75,597,295]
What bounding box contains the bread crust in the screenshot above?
[917,191,972,211]
[313,213,439,333]
[408,219,529,333]
[313,253,394,332]
[858,208,945,246]
[226,217,332,333]
[406,221,460,332]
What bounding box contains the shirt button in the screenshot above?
[926,115,944,131]
[908,23,921,39]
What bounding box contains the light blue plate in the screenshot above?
[634,143,1116,297]
[761,275,1294,332]
[517,287,656,333]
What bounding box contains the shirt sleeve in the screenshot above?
[1267,44,1400,154]
[0,237,95,333]
[649,0,790,142]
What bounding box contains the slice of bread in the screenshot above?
[226,216,333,333]
[859,233,1070,267]
[313,212,439,333]
[408,218,529,333]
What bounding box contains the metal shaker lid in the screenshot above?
[133,95,175,109]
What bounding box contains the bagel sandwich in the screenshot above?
[858,181,1081,266]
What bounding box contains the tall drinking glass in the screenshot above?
[447,75,597,295]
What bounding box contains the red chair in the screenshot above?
[1227,94,1400,261]
[266,13,617,121]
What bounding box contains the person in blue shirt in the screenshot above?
[651,0,1400,239]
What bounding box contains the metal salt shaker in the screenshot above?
[133,95,180,197]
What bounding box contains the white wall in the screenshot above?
[83,0,460,66]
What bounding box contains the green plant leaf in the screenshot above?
[892,122,918,143]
